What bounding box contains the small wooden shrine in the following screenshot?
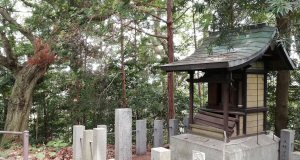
[162,24,295,140]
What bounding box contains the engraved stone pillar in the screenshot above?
[83,130,93,160]
[93,128,107,160]
[115,108,132,160]
[154,120,164,147]
[73,125,85,160]
[136,119,147,155]
[280,129,295,160]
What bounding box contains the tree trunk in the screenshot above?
[120,18,127,108]
[275,15,291,136]
[167,0,175,119]
[275,71,290,136]
[2,64,46,143]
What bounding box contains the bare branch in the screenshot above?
[174,7,191,23]
[0,7,35,43]
[132,6,167,23]
[132,0,167,10]
[19,0,37,8]
[127,25,167,39]
[89,12,116,22]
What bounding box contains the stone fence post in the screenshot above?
[280,129,295,160]
[151,147,171,160]
[136,119,147,155]
[115,108,132,160]
[83,130,93,160]
[93,128,107,160]
[169,119,179,137]
[73,125,85,160]
[154,120,164,147]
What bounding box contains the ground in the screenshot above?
[0,144,151,160]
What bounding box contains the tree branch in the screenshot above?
[0,31,16,61]
[0,54,18,72]
[132,5,168,23]
[0,7,35,43]
[89,12,116,22]
[19,0,38,8]
[127,25,167,39]
[174,7,191,22]
[0,55,9,68]
[0,31,19,72]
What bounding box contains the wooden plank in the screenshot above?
[194,114,236,128]
[247,89,264,96]
[247,95,264,101]
[246,125,263,134]
[200,108,245,116]
[247,74,264,78]
[247,78,264,84]
[191,128,224,140]
[242,72,247,135]
[246,119,264,127]
[247,83,264,90]
[239,116,244,135]
[190,124,225,133]
[198,111,238,122]
[247,101,264,108]
[208,83,219,107]
[189,71,194,124]
[250,62,264,69]
[247,113,264,121]
[245,107,268,113]
[222,82,229,135]
[193,119,235,131]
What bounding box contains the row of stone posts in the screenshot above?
[73,108,186,160]
[73,125,107,160]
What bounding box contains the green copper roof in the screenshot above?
[161,24,295,72]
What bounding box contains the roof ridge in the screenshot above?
[208,23,275,37]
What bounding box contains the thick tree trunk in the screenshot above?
[275,15,291,136]
[275,71,290,136]
[2,64,46,143]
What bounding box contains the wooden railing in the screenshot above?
[0,130,29,160]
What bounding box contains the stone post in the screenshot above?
[73,125,85,160]
[183,115,189,133]
[115,108,132,160]
[93,128,107,160]
[83,130,93,160]
[136,119,147,155]
[169,119,179,137]
[292,152,300,160]
[151,147,171,160]
[280,129,295,160]
[154,120,164,147]
[97,125,107,130]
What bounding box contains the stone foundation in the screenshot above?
[170,133,279,160]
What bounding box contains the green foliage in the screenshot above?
[36,153,45,159]
[46,139,69,149]
[267,0,299,16]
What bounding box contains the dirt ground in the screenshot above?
[108,144,151,160]
[1,144,152,160]
[132,152,151,160]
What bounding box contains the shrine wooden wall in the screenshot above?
[245,61,265,134]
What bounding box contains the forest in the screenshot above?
[0,0,299,158]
